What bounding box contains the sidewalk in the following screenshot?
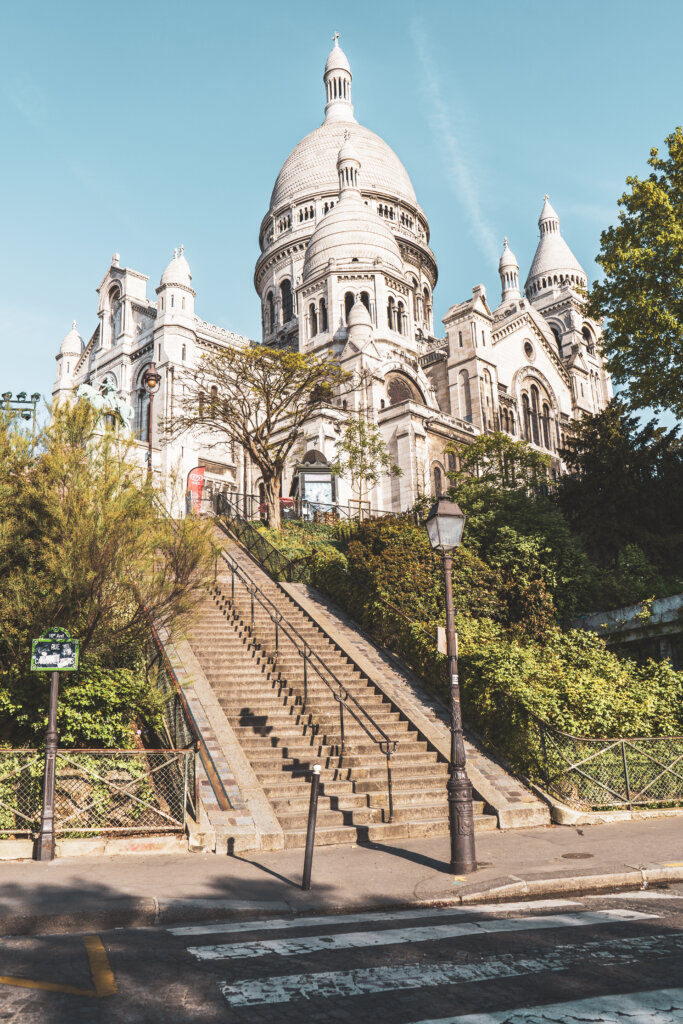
[0,817,681,936]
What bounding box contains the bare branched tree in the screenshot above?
[167,344,359,528]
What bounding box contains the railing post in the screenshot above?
[621,740,632,809]
[250,588,254,633]
[339,698,345,753]
[231,564,235,604]
[182,751,189,828]
[385,746,394,823]
[302,649,308,711]
[301,763,321,891]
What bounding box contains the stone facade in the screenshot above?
[53,34,612,514]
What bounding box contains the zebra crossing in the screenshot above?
[167,895,683,1021]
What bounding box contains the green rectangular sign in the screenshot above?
[30,628,79,672]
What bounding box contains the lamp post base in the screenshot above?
[448,770,477,875]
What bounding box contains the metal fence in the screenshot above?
[0,750,43,836]
[0,748,192,837]
[530,716,683,810]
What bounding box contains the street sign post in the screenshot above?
[30,628,79,861]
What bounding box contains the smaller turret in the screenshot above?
[156,245,196,322]
[498,238,521,302]
[54,321,83,395]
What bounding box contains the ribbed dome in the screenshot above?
[303,190,403,281]
[270,120,417,210]
[160,247,192,287]
[325,37,351,74]
[60,321,83,355]
[498,237,518,271]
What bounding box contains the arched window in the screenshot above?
[344,291,355,322]
[551,325,562,353]
[530,385,540,445]
[319,297,328,332]
[509,411,516,435]
[396,301,405,335]
[433,465,443,497]
[458,370,472,421]
[582,326,595,353]
[542,403,551,449]
[387,296,395,328]
[109,286,122,345]
[309,303,318,337]
[360,291,370,313]
[423,286,431,324]
[522,393,531,441]
[280,279,293,323]
[266,291,274,333]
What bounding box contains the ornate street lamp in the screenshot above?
[425,497,477,875]
[142,363,162,480]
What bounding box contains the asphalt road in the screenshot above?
[0,886,682,1022]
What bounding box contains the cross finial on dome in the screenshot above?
[173,247,178,259]
[544,194,549,201]
[503,237,509,248]
[333,30,340,45]
[179,244,184,256]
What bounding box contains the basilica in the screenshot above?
[53,35,612,514]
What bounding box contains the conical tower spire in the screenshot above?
[323,32,355,123]
[525,195,588,299]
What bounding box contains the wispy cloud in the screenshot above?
[411,20,499,266]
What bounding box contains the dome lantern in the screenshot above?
[324,32,355,123]
[337,130,360,193]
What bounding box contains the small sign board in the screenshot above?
[30,628,79,672]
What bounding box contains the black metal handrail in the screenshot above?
[214,540,397,822]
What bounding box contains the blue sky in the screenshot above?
[2,0,682,413]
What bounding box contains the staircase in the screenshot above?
[184,533,498,849]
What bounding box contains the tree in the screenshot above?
[557,400,683,585]
[445,431,551,492]
[169,345,355,529]
[331,413,401,513]
[589,126,683,417]
[0,402,214,744]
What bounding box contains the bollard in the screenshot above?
[301,763,321,891]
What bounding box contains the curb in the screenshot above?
[3,866,682,937]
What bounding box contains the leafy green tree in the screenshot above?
[557,400,683,590]
[445,432,598,621]
[589,126,683,417]
[169,345,356,529]
[0,402,214,746]
[445,431,551,492]
[331,413,401,512]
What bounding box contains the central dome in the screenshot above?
[270,120,417,210]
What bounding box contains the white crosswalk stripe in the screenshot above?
[169,898,581,938]
[217,931,683,1007]
[410,986,683,1023]
[187,909,653,962]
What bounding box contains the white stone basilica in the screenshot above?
[53,34,612,514]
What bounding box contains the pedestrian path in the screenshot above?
[165,896,682,1020]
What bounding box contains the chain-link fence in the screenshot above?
[0,750,43,835]
[531,716,683,810]
[145,643,198,821]
[53,749,191,834]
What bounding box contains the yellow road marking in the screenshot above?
[0,976,96,997]
[0,934,117,998]
[663,862,683,867]
[84,935,118,997]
